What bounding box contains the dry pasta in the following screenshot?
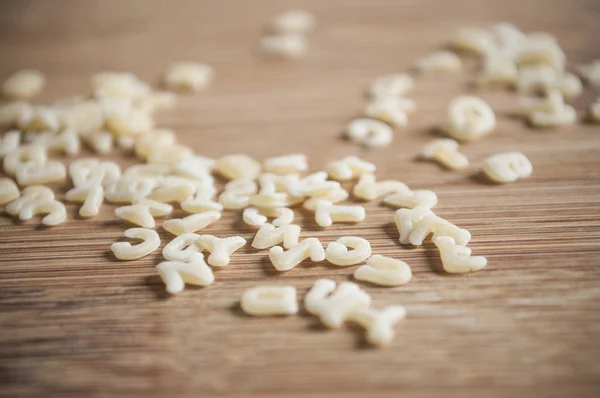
[111,228,161,260]
[345,118,393,148]
[421,139,468,170]
[578,60,600,87]
[2,69,45,99]
[0,178,19,205]
[417,51,462,73]
[0,102,31,127]
[346,306,406,347]
[65,185,104,217]
[482,152,533,183]
[353,255,412,286]
[433,235,487,273]
[196,235,246,267]
[368,74,414,98]
[156,253,214,294]
[241,285,298,316]
[364,97,415,128]
[15,160,66,186]
[114,198,173,228]
[325,237,371,266]
[314,200,365,227]
[251,223,301,249]
[216,155,261,181]
[445,96,495,141]
[352,173,410,201]
[325,156,376,181]
[163,62,214,92]
[0,130,21,158]
[383,189,438,209]
[263,154,308,175]
[162,233,201,262]
[269,238,325,271]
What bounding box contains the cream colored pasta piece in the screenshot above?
[92,71,150,101]
[517,65,558,93]
[364,97,415,128]
[104,177,156,203]
[482,152,532,183]
[162,211,221,236]
[181,181,223,214]
[325,156,376,181]
[135,91,176,113]
[196,235,246,267]
[404,211,471,247]
[17,199,66,226]
[148,176,196,203]
[69,158,121,188]
[156,253,214,294]
[347,306,407,347]
[477,53,518,87]
[16,160,67,186]
[30,129,80,156]
[0,102,31,127]
[302,187,349,211]
[450,27,494,54]
[243,207,268,227]
[251,176,289,209]
[0,130,21,158]
[383,189,438,209]
[241,285,298,316]
[251,223,301,249]
[315,200,365,227]
[368,74,414,98]
[346,118,393,148]
[83,131,113,154]
[134,128,177,160]
[0,178,19,205]
[216,154,261,180]
[147,144,194,166]
[325,237,371,266]
[578,60,600,87]
[433,235,487,273]
[18,106,60,132]
[3,144,47,176]
[263,154,308,175]
[163,62,213,92]
[162,233,200,262]
[58,100,105,134]
[272,10,316,34]
[518,88,564,116]
[445,96,495,142]
[394,205,434,245]
[268,237,325,271]
[172,155,215,180]
[353,255,412,286]
[352,173,410,201]
[122,163,170,184]
[65,184,104,217]
[218,179,258,210]
[117,135,135,150]
[6,185,54,215]
[285,171,339,197]
[558,72,583,99]
[104,103,153,137]
[517,34,565,71]
[243,207,294,228]
[528,91,576,127]
[421,139,468,170]
[417,51,462,73]
[260,34,308,59]
[111,228,160,260]
[2,69,45,99]
[114,198,173,228]
[304,279,371,329]
[489,22,525,59]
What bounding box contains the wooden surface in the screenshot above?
[1,0,600,397]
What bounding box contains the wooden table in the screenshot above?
[1,0,599,396]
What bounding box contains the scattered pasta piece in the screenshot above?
[302,187,349,211]
[2,69,45,99]
[65,185,104,217]
[445,96,495,141]
[104,176,156,203]
[29,130,80,155]
[134,128,177,160]
[517,65,557,93]
[326,156,375,181]
[149,176,196,203]
[250,175,289,208]
[421,139,468,170]
[196,235,246,267]
[163,62,213,92]
[433,236,487,273]
[315,200,365,227]
[325,237,371,266]
[368,74,414,98]
[162,233,201,262]
[147,144,194,166]
[6,186,65,226]
[383,189,437,209]
[0,130,21,158]
[304,279,371,329]
[395,206,471,246]
[0,178,19,205]
[578,60,600,87]
[156,253,214,294]
[218,179,258,210]
[83,131,113,154]
[364,97,415,128]
[252,223,301,249]
[162,211,221,236]
[122,163,169,183]
[111,228,160,260]
[172,155,215,180]
[417,51,461,73]
[0,102,31,127]
[345,118,393,148]
[69,158,121,187]
[260,34,308,59]
[243,207,294,228]
[451,27,495,54]
[15,160,66,186]
[483,152,533,183]
[263,154,308,175]
[517,33,565,71]
[272,10,316,34]
[3,144,47,176]
[104,102,153,137]
[347,306,406,347]
[117,135,135,150]
[269,238,325,271]
[18,106,60,132]
[354,255,412,286]
[216,155,261,181]
[114,198,173,228]
[353,173,409,201]
[558,72,583,99]
[241,285,298,316]
[477,53,518,87]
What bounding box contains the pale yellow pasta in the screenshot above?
[352,173,410,201]
[433,235,487,273]
[417,51,462,73]
[241,285,298,316]
[268,238,325,271]
[260,34,308,59]
[325,156,376,181]
[17,199,66,226]
[216,155,261,181]
[483,152,533,183]
[83,131,113,154]
[558,72,583,98]
[302,187,349,211]
[181,179,222,214]
[364,97,415,128]
[2,69,45,99]
[196,235,246,267]
[251,223,301,249]
[58,100,105,134]
[156,253,214,294]
[383,189,438,209]
[163,62,213,92]
[147,144,194,166]
[69,158,121,188]
[406,212,471,246]
[65,185,104,217]
[477,53,518,87]
[116,135,135,150]
[104,102,153,137]
[346,306,407,347]
[122,163,169,184]
[29,129,80,156]
[450,27,494,54]
[172,155,215,180]
[263,154,308,175]
[149,176,196,203]
[325,237,371,266]
[393,205,434,245]
[517,33,565,71]
[0,130,21,158]
[114,198,173,228]
[162,211,221,236]
[18,106,60,132]
[421,139,468,170]
[444,96,495,142]
[346,118,393,147]
[3,144,47,176]
[286,171,340,197]
[368,74,414,98]
[304,279,371,329]
[111,228,161,260]
[272,10,316,34]
[92,72,150,101]
[6,186,54,216]
[353,255,412,286]
[218,179,258,210]
[517,65,558,93]
[0,178,19,205]
[243,207,294,228]
[315,200,365,227]
[0,102,31,127]
[104,177,156,204]
[162,233,201,262]
[134,129,177,160]
[15,160,66,186]
[530,105,576,127]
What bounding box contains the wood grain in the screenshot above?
[1,0,600,397]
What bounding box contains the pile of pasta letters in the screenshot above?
[1,15,599,347]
